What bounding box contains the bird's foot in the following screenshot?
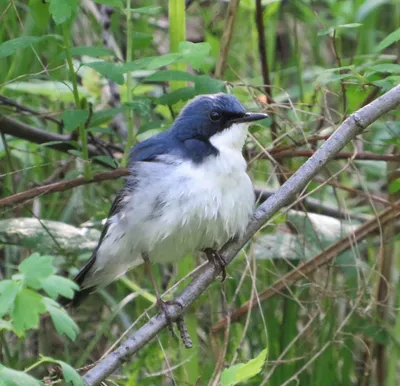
[156,298,191,346]
[203,248,227,281]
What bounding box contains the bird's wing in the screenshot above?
[67,133,174,306]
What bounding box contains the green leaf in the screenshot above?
[121,53,181,73]
[157,87,197,105]
[0,281,20,318]
[194,75,224,94]
[145,70,196,82]
[129,6,162,14]
[40,357,84,386]
[69,46,115,58]
[90,107,127,126]
[87,127,117,135]
[179,41,211,69]
[58,361,85,386]
[39,140,80,149]
[389,178,400,193]
[91,155,119,168]
[29,0,51,28]
[12,289,46,334]
[68,149,84,158]
[318,23,363,36]
[221,348,267,386]
[43,298,79,340]
[0,320,14,332]
[0,35,58,59]
[368,64,400,73]
[85,61,124,85]
[19,253,55,289]
[40,276,79,299]
[91,0,123,6]
[62,109,90,131]
[0,365,41,386]
[49,0,79,24]
[377,27,400,51]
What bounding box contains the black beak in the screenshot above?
[231,112,269,124]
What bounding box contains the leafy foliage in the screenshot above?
[0,253,78,339]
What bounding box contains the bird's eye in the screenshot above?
[209,111,221,122]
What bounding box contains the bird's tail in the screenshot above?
[59,251,98,308]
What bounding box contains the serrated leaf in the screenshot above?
[49,0,79,24]
[194,75,224,94]
[85,61,124,85]
[179,41,211,69]
[157,87,197,105]
[221,348,268,386]
[91,0,123,6]
[62,109,89,131]
[19,253,55,289]
[0,365,41,386]
[12,289,46,334]
[43,298,79,340]
[0,281,20,318]
[69,46,115,58]
[377,27,400,51]
[40,276,79,299]
[145,70,196,82]
[0,35,58,59]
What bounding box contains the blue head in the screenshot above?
[129,93,267,164]
[171,93,268,144]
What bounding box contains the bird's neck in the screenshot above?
[209,123,249,153]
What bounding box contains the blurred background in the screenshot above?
[0,0,399,385]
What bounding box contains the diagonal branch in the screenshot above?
[81,85,400,386]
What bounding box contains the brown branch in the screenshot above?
[211,199,400,333]
[214,0,240,79]
[267,149,400,162]
[0,169,129,208]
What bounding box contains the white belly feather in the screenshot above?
[85,124,254,288]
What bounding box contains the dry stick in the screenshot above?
[375,148,399,383]
[211,199,400,333]
[82,85,400,386]
[268,149,400,162]
[255,0,278,141]
[0,169,129,208]
[214,0,240,78]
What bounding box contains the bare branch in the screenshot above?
[82,85,400,386]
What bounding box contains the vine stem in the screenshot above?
[122,0,135,166]
[62,23,91,179]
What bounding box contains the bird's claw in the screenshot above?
[156,298,185,340]
[203,248,227,281]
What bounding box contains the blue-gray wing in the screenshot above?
[65,133,173,306]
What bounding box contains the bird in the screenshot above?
[67,93,268,314]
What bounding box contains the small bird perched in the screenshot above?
[69,93,267,312]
